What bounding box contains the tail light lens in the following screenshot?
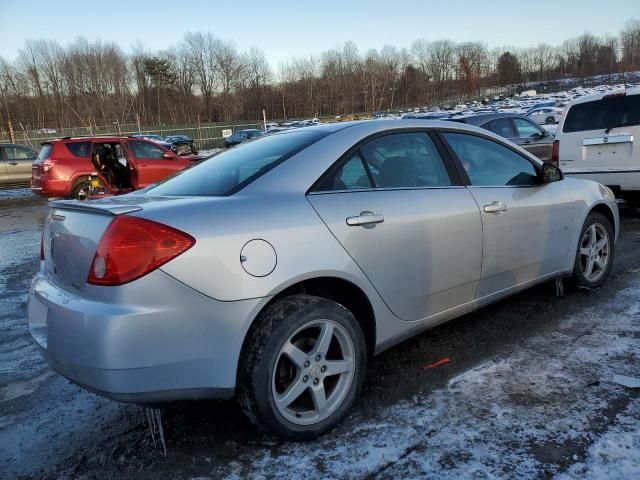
[87,216,195,286]
[551,139,559,166]
[42,159,54,172]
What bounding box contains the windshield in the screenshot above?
[146,130,328,196]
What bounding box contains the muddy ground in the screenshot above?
[0,189,638,479]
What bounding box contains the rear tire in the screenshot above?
[70,179,92,200]
[237,294,367,441]
[572,212,614,289]
[546,116,556,124]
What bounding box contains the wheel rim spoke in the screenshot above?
[595,238,608,252]
[310,384,328,414]
[275,375,307,408]
[313,323,334,356]
[580,247,591,257]
[325,360,352,376]
[281,341,307,369]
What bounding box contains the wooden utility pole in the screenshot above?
[7,120,15,143]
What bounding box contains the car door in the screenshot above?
[307,131,483,321]
[511,117,553,161]
[440,131,575,298]
[0,147,9,184]
[126,140,190,187]
[4,145,37,182]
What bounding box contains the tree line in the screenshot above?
[1,19,639,130]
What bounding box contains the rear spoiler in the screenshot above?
[49,199,142,216]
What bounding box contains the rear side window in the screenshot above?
[563,94,640,133]
[484,118,515,138]
[147,130,327,196]
[65,142,91,157]
[314,132,452,191]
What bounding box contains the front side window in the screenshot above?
[443,132,538,187]
[129,141,166,159]
[4,146,36,160]
[513,118,543,138]
[147,130,327,196]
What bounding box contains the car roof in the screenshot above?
[566,86,640,107]
[448,113,523,126]
[46,136,144,143]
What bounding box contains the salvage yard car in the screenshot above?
[224,128,265,147]
[31,136,204,199]
[0,143,38,185]
[449,113,555,162]
[554,87,640,202]
[29,120,618,440]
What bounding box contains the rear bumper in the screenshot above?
[31,177,70,197]
[28,268,267,403]
[563,169,640,191]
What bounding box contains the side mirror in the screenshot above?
[542,162,563,183]
[162,152,175,160]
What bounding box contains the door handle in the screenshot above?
[484,201,508,214]
[346,212,384,227]
[9,162,18,166]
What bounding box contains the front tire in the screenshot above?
[572,212,614,289]
[237,294,367,441]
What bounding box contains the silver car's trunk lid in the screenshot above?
[43,201,139,292]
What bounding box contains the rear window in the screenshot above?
[563,94,640,133]
[65,141,91,157]
[37,144,53,161]
[146,130,327,196]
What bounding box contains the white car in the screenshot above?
[554,87,640,200]
[527,107,563,125]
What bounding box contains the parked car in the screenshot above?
[129,133,172,149]
[554,88,640,201]
[224,129,265,147]
[449,113,555,162]
[164,134,199,156]
[29,120,618,440]
[31,136,203,199]
[0,143,38,185]
[527,107,563,125]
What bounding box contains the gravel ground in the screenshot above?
[0,190,638,479]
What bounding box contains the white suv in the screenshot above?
[554,87,640,200]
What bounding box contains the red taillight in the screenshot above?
[42,159,54,172]
[87,216,195,286]
[551,139,559,166]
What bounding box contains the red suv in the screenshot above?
[31,136,205,199]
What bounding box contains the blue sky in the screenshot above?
[0,0,636,65]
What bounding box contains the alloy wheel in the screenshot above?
[579,223,610,282]
[272,319,355,426]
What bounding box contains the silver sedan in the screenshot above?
[28,120,618,440]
